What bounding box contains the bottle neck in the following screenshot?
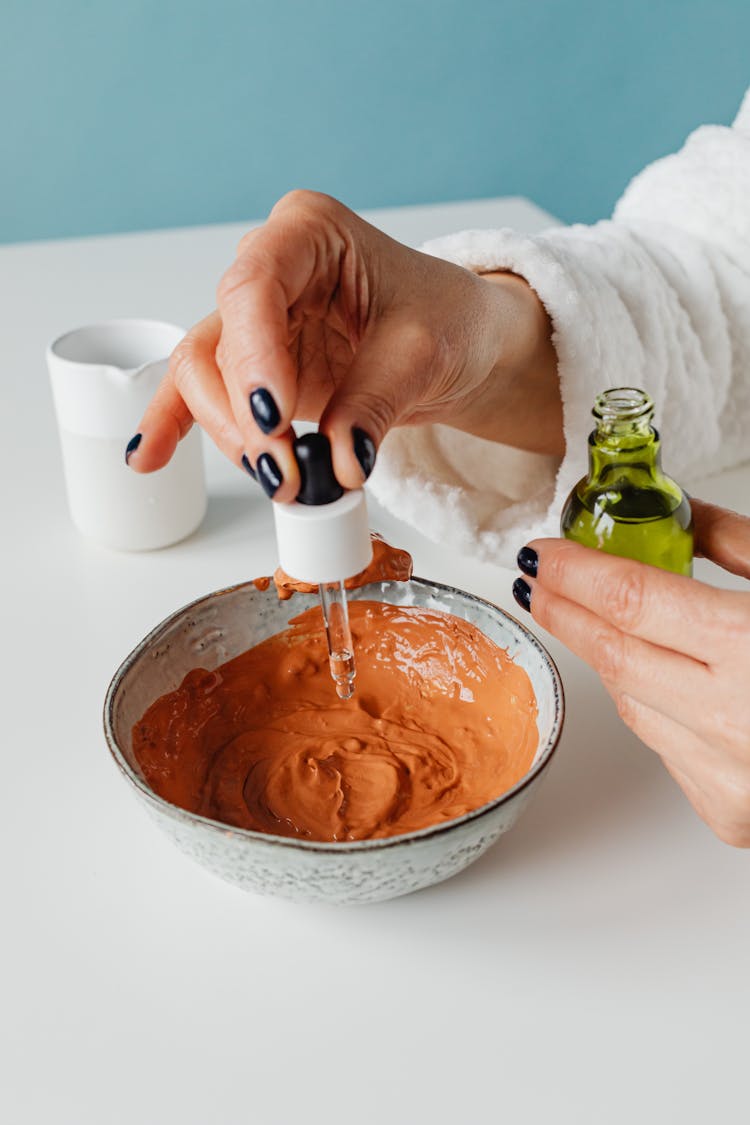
[587,387,662,478]
[588,419,661,477]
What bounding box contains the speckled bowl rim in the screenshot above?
[103,576,565,853]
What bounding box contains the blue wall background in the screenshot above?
[2,0,748,243]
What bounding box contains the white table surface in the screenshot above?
[2,197,749,1125]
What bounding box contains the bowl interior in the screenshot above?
[106,577,563,838]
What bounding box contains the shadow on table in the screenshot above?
[186,491,265,548]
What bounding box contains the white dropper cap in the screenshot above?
[271,433,373,583]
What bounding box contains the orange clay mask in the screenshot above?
[132,600,538,842]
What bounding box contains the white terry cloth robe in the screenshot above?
[368,89,750,568]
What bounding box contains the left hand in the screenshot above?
[512,499,750,847]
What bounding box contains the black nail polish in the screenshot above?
[517,546,538,577]
[125,433,142,464]
[352,427,376,480]
[512,577,532,612]
[257,452,283,498]
[250,388,281,434]
[241,453,257,480]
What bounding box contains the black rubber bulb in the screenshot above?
[294,432,345,505]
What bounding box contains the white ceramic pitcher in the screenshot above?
[47,318,206,550]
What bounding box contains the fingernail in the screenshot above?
[512,577,531,612]
[125,433,142,464]
[352,427,376,481]
[257,452,283,498]
[517,546,538,577]
[250,388,281,434]
[241,453,257,481]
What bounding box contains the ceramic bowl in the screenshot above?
[104,578,564,904]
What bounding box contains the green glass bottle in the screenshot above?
[560,388,693,576]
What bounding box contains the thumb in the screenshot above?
[692,498,750,579]
[319,317,435,490]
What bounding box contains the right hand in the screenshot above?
[128,190,560,501]
[517,500,750,847]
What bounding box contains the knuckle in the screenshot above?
[216,264,246,309]
[236,226,262,258]
[605,568,647,634]
[711,706,750,755]
[529,588,551,632]
[213,415,242,456]
[346,389,397,438]
[542,540,579,591]
[532,588,569,641]
[396,320,439,372]
[214,335,227,372]
[168,336,198,391]
[592,626,627,683]
[271,188,336,219]
[614,692,640,728]
[720,595,750,650]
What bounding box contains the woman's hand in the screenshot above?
[126,190,561,501]
[512,499,750,847]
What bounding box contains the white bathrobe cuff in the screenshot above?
[368,223,649,568]
[368,93,750,568]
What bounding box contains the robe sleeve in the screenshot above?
[368,89,750,566]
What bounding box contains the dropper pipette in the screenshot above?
[318,580,356,699]
[271,432,372,700]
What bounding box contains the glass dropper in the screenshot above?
[271,430,373,703]
[318,580,356,700]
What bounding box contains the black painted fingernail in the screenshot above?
[352,427,377,480]
[241,453,257,480]
[250,388,281,434]
[517,546,538,577]
[257,452,283,498]
[125,433,142,464]
[512,577,532,612]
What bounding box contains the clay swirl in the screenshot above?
[132,601,538,842]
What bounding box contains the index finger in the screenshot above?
[215,193,346,441]
[525,538,740,663]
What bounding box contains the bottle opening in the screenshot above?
[593,387,653,423]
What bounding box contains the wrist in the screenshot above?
[482,270,555,385]
[458,271,564,456]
